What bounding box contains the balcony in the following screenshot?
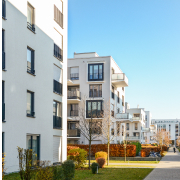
[142,127,150,132]
[86,110,103,118]
[111,73,128,87]
[116,113,132,120]
[125,136,140,140]
[131,117,141,121]
[53,116,62,129]
[89,90,102,98]
[53,80,62,95]
[70,73,79,80]
[2,103,5,121]
[70,110,78,116]
[67,129,80,138]
[2,52,5,70]
[27,22,35,32]
[67,90,81,103]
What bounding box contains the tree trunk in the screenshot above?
[89,140,91,169]
[107,142,109,166]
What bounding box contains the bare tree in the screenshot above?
[101,100,116,166]
[75,98,102,169]
[176,136,180,147]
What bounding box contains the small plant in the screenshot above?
[53,165,64,180]
[95,151,107,160]
[91,162,99,174]
[96,157,106,168]
[2,153,6,180]
[62,160,75,180]
[68,148,87,168]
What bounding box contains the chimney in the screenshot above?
[137,105,139,108]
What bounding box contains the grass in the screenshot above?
[89,160,159,164]
[4,168,153,180]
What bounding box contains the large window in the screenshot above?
[88,63,103,81]
[89,84,102,97]
[27,91,35,117]
[2,0,6,18]
[117,91,120,103]
[126,123,129,130]
[53,101,62,129]
[86,100,103,118]
[70,104,78,116]
[27,135,40,162]
[54,43,63,62]
[111,86,114,99]
[2,81,5,121]
[27,47,35,75]
[70,67,79,80]
[2,29,5,70]
[27,2,35,32]
[135,123,138,130]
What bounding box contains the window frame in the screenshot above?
[27,2,35,32]
[89,84,102,98]
[2,81,5,121]
[88,63,104,81]
[53,100,62,129]
[27,90,35,117]
[27,47,35,75]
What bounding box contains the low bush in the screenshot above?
[95,151,107,160]
[53,165,64,180]
[96,157,106,168]
[68,148,87,168]
[91,162,99,174]
[62,160,75,180]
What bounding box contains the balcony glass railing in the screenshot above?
[112,73,128,84]
[53,80,62,95]
[116,113,132,119]
[67,129,80,137]
[126,136,140,140]
[86,110,103,118]
[70,73,79,80]
[67,90,81,100]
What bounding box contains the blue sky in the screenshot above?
[68,0,180,119]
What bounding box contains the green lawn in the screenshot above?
[4,168,153,180]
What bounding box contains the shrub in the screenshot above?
[2,153,5,180]
[68,148,87,168]
[35,161,53,180]
[95,151,107,160]
[91,162,99,174]
[53,165,64,180]
[130,142,141,156]
[96,157,106,168]
[62,160,75,180]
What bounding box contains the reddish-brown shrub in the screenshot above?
[67,146,79,156]
[96,157,106,168]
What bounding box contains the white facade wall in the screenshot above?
[2,0,67,173]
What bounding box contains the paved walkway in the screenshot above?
[144,147,180,180]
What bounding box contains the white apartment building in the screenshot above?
[67,52,128,145]
[151,119,180,146]
[2,0,67,172]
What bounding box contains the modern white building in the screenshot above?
[2,0,67,172]
[151,119,180,146]
[67,52,128,145]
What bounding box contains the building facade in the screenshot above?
[2,0,67,172]
[67,52,128,145]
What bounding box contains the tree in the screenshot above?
[176,136,180,147]
[101,100,116,166]
[75,98,102,169]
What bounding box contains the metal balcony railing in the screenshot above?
[67,129,80,137]
[125,136,140,140]
[67,90,81,100]
[27,66,35,74]
[26,110,35,117]
[27,22,35,32]
[2,52,5,70]
[70,73,79,80]
[70,110,78,116]
[89,90,102,98]
[53,116,62,129]
[2,103,5,121]
[54,43,63,62]
[53,80,62,95]
[86,110,104,118]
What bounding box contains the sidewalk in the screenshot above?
[144,147,180,180]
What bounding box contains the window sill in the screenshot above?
[2,69,7,72]
[27,114,36,118]
[2,121,6,123]
[27,71,36,76]
[87,81,104,83]
[27,26,36,34]
[53,127,63,130]
[53,55,63,63]
[2,16,7,20]
[53,91,62,96]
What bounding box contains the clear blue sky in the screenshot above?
[68,0,180,119]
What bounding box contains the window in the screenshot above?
[135,123,138,130]
[2,132,4,156]
[27,47,35,74]
[126,132,129,137]
[117,123,120,136]
[126,123,129,130]
[111,104,114,117]
[68,86,81,100]
[2,81,5,121]
[111,86,114,99]
[27,91,35,117]
[53,101,62,129]
[122,95,124,106]
[86,100,103,118]
[2,29,5,70]
[27,3,35,32]
[89,84,102,97]
[70,67,79,80]
[70,104,78,116]
[54,5,63,28]
[27,134,40,162]
[111,128,114,135]
[117,108,120,114]
[88,63,103,81]
[2,0,6,18]
[133,132,139,137]
[68,122,77,130]
[91,121,102,134]
[54,43,63,61]
[117,91,120,103]
[134,114,140,117]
